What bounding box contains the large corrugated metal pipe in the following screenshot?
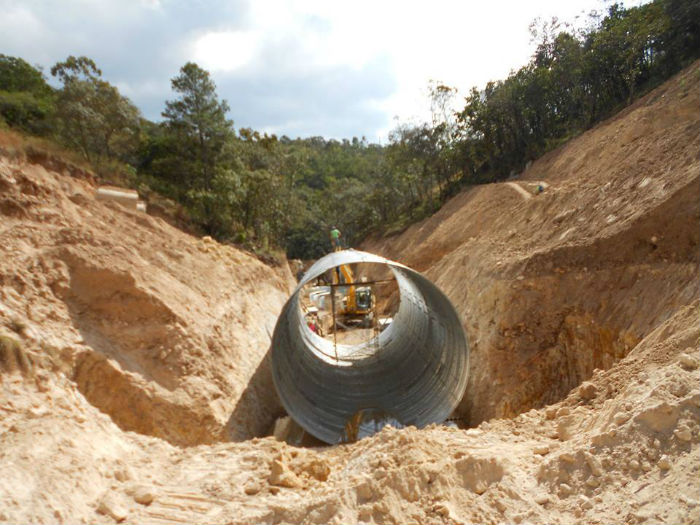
[271,249,469,444]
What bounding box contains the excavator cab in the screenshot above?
[330,263,374,328]
[355,287,372,310]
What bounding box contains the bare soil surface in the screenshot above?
[364,62,700,427]
[1,64,699,524]
[0,154,295,448]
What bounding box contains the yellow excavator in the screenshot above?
[331,263,374,328]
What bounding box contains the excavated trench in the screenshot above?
[62,232,697,448]
[49,177,697,447]
[450,176,700,426]
[57,236,697,449]
[264,176,699,443]
[2,62,698,457]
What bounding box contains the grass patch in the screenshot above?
[0,334,31,374]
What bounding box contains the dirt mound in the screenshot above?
[364,62,700,426]
[1,302,697,524]
[0,155,295,446]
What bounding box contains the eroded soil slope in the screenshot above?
[364,62,700,426]
[0,153,295,446]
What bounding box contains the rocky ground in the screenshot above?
[0,64,698,524]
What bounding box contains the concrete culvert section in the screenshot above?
[270,249,469,444]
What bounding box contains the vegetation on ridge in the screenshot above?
[1,0,698,260]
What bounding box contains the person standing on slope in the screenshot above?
[330,226,342,251]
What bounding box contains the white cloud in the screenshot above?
[140,0,161,8]
[0,0,647,140]
[0,4,48,62]
[191,30,260,72]
[213,0,620,135]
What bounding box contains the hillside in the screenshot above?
[364,62,700,426]
[0,147,295,447]
[0,63,698,524]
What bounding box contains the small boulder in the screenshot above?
[132,486,156,506]
[97,495,127,522]
[579,382,597,401]
[269,459,302,488]
[678,353,698,370]
[534,494,549,505]
[533,445,550,455]
[244,482,262,495]
[674,426,692,442]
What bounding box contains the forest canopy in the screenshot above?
[1,0,698,260]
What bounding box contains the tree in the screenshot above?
[50,56,140,161]
[161,62,233,191]
[0,54,54,134]
[661,0,700,73]
[0,55,51,93]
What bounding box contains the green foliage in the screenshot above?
[0,54,54,134]
[51,55,141,162]
[455,0,700,182]
[0,55,51,94]
[0,90,54,135]
[161,62,233,192]
[1,0,697,262]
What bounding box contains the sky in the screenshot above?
[0,0,646,141]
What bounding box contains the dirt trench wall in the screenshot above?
[0,156,295,446]
[447,258,697,424]
[363,63,700,426]
[438,174,699,423]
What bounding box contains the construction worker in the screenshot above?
[330,226,342,251]
[306,308,321,335]
[307,316,319,334]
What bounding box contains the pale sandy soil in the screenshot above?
[0,63,698,524]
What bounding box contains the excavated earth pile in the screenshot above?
[0,64,699,524]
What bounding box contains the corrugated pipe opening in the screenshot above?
[271,249,469,444]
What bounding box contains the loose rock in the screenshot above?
[674,426,692,442]
[586,477,600,488]
[97,496,127,522]
[584,452,604,477]
[244,482,262,496]
[269,459,302,488]
[131,486,156,505]
[613,412,630,425]
[560,453,576,463]
[578,495,593,510]
[678,352,698,370]
[533,445,550,455]
[579,382,597,401]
